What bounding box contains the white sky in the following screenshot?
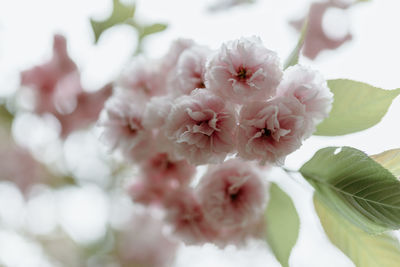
[1,0,400,266]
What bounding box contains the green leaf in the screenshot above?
[90,0,136,43]
[139,23,168,40]
[314,196,400,267]
[371,149,400,178]
[284,18,308,69]
[315,79,400,136]
[265,183,300,267]
[300,146,400,234]
[0,104,13,127]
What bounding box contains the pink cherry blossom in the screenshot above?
[164,189,218,245]
[118,56,166,98]
[160,38,195,73]
[129,177,170,206]
[167,45,211,96]
[164,89,237,165]
[205,36,283,104]
[237,97,308,164]
[141,153,196,185]
[98,90,153,162]
[213,216,266,247]
[196,159,266,228]
[128,152,196,206]
[20,34,81,115]
[116,212,178,267]
[276,65,333,132]
[142,95,174,129]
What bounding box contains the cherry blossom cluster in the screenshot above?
[98,36,333,245]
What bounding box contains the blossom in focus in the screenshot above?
[164,188,219,245]
[20,34,82,115]
[98,90,153,162]
[205,36,282,104]
[116,212,178,267]
[167,45,211,96]
[164,89,237,165]
[196,159,266,228]
[237,97,308,164]
[276,65,333,134]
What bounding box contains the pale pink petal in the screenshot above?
[196,159,267,228]
[237,97,308,164]
[164,89,237,165]
[205,36,283,104]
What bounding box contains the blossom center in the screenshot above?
[237,66,249,81]
[261,128,272,137]
[197,81,206,88]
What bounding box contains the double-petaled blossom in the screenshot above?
[276,65,333,136]
[237,97,308,164]
[129,153,196,206]
[164,89,237,165]
[196,159,267,228]
[141,153,196,185]
[98,90,153,162]
[164,189,219,245]
[205,36,283,104]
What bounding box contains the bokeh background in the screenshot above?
[0,0,400,266]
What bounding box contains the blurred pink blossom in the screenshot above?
[160,38,195,73]
[167,45,211,96]
[290,0,352,59]
[142,95,174,129]
[0,143,45,194]
[21,34,82,115]
[118,56,167,98]
[164,188,219,245]
[196,159,266,228]
[116,212,178,267]
[99,90,154,162]
[141,153,196,186]
[205,36,282,104]
[56,84,112,137]
[129,153,196,206]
